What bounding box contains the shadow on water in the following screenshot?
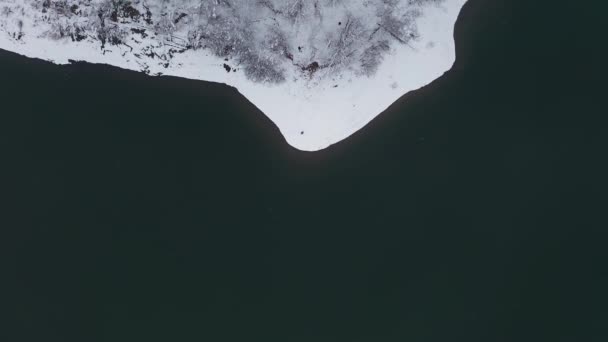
[1,0,606,341]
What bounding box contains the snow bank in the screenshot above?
[0,0,467,151]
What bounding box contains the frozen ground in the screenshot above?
[0,0,467,151]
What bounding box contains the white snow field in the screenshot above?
[0,0,467,151]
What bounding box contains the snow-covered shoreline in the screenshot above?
[0,0,466,151]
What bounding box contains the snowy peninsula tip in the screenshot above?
[0,0,467,151]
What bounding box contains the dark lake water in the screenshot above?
[2,1,606,341]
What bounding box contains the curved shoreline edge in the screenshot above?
[0,0,467,151]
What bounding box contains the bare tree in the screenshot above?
[2,0,446,82]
